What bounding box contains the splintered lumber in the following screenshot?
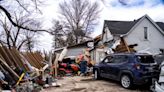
[0,46,14,66]
[115,37,134,53]
[27,52,42,69]
[19,53,33,71]
[12,48,30,71]
[2,46,16,66]
[31,52,44,68]
[36,53,44,62]
[0,55,19,79]
[10,49,24,69]
[22,52,44,69]
[22,52,37,69]
[54,54,60,77]
[3,47,20,69]
[32,52,44,67]
[121,37,130,53]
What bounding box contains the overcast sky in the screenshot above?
[38,0,164,51]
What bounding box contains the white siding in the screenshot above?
[124,18,164,54]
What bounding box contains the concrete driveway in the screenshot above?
[41,76,150,92]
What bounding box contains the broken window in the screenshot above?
[104,55,128,63]
[137,55,155,63]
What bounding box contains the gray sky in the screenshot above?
[38,0,164,51]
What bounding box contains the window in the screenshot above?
[104,56,113,63]
[104,55,128,63]
[137,55,155,63]
[112,55,128,63]
[144,27,148,40]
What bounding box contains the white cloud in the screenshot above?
[37,32,53,52]
[36,0,60,51]
[104,0,163,7]
[92,0,164,37]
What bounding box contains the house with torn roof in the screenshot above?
[102,14,164,54]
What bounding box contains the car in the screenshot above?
[93,53,159,89]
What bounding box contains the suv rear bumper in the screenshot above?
[133,72,159,85]
[133,76,152,85]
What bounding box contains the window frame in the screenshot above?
[103,55,129,64]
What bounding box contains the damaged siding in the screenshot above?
[124,18,164,54]
[103,27,113,43]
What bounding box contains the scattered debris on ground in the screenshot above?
[41,76,149,92]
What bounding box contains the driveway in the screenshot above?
[41,76,149,92]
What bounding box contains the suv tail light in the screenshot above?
[134,64,141,70]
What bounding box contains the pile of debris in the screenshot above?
[114,37,136,53]
[0,46,60,91]
[53,48,95,77]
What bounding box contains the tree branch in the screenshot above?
[0,5,53,34]
[15,0,30,13]
[17,39,27,50]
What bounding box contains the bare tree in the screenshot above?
[23,30,39,52]
[56,0,100,46]
[0,0,55,34]
[51,20,67,49]
[0,11,40,51]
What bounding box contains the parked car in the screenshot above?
[93,53,159,89]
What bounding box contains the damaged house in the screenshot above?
[102,14,164,55]
[91,14,164,63]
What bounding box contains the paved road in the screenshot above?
[41,76,150,92]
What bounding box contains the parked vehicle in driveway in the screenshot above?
[93,53,159,89]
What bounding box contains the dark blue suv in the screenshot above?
[93,53,159,89]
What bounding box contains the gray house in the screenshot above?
[54,40,93,57]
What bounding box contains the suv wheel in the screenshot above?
[121,75,132,89]
[94,69,100,80]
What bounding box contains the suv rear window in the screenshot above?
[137,55,155,63]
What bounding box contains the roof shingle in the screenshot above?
[156,22,164,32]
[104,16,164,35]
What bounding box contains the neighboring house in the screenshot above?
[102,14,164,54]
[54,40,93,57]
